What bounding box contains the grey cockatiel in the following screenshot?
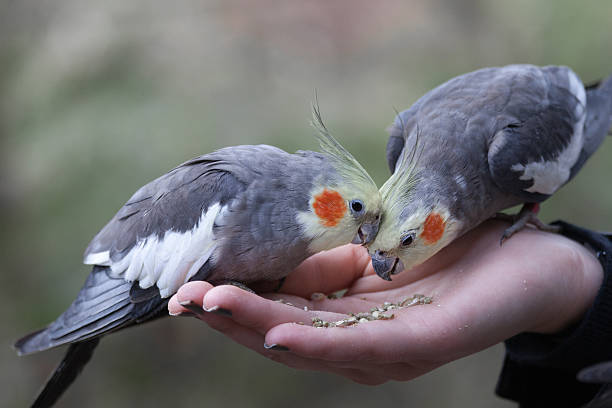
[370,64,612,280]
[15,110,382,407]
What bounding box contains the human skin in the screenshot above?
[167,220,603,385]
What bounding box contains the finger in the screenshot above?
[264,319,420,364]
[168,281,214,315]
[346,241,465,295]
[192,306,378,377]
[264,291,383,315]
[281,244,372,297]
[202,285,348,335]
[332,361,434,383]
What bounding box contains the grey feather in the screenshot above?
[18,145,341,356]
[15,266,162,355]
[386,65,611,232]
[84,150,249,262]
[571,74,612,177]
[16,138,379,406]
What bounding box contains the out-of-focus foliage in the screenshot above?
[2,1,611,407]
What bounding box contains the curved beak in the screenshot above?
[351,218,381,246]
[370,250,404,281]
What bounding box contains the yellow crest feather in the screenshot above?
[310,102,378,191]
[379,122,422,219]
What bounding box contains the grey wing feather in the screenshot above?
[83,146,261,264]
[486,65,587,200]
[17,147,287,355]
[15,266,138,354]
[579,361,612,384]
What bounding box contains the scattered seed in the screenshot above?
[308,293,433,328]
[310,292,326,301]
[275,299,295,307]
[328,289,348,299]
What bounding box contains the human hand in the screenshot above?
[167,220,603,385]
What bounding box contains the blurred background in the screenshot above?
[2,0,611,406]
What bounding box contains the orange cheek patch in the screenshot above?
[312,189,347,227]
[421,212,445,245]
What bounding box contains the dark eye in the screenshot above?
[350,199,364,214]
[401,233,415,247]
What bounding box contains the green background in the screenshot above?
[2,1,611,406]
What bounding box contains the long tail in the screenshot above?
[30,339,100,408]
[571,74,612,177]
[15,265,168,406]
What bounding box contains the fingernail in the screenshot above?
[203,305,232,316]
[169,310,197,318]
[178,300,204,315]
[263,343,290,351]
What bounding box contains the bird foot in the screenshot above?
[496,203,561,246]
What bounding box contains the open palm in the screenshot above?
[168,220,602,385]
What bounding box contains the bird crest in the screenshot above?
[310,101,378,194]
[379,121,423,220]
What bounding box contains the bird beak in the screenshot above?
[370,250,404,281]
[351,218,381,246]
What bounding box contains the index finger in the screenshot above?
[280,244,373,297]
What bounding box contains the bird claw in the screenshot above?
[498,203,561,246]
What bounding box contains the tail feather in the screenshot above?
[15,264,170,406]
[571,74,612,178]
[31,339,100,408]
[584,74,612,154]
[14,329,50,357]
[14,266,135,355]
[50,298,132,340]
[50,302,134,345]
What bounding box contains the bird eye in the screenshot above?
[350,199,365,214]
[400,233,415,247]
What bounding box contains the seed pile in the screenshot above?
[311,294,433,328]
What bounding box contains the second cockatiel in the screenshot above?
[15,108,382,407]
[370,64,612,280]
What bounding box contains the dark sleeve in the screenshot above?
[495,221,612,408]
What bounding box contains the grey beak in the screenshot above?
[351,219,381,246]
[370,250,403,281]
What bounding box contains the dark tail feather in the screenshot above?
[584,74,612,155]
[16,265,169,406]
[31,339,100,408]
[571,74,612,178]
[14,328,50,356]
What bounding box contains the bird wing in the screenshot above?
[486,65,588,201]
[15,266,152,354]
[16,145,293,355]
[81,146,270,298]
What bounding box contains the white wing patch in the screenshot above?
[83,250,111,266]
[84,203,222,298]
[511,70,586,195]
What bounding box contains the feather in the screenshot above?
[310,98,378,193]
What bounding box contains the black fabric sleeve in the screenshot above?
[495,221,612,408]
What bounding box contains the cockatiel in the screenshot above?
[369,64,612,280]
[15,109,382,407]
